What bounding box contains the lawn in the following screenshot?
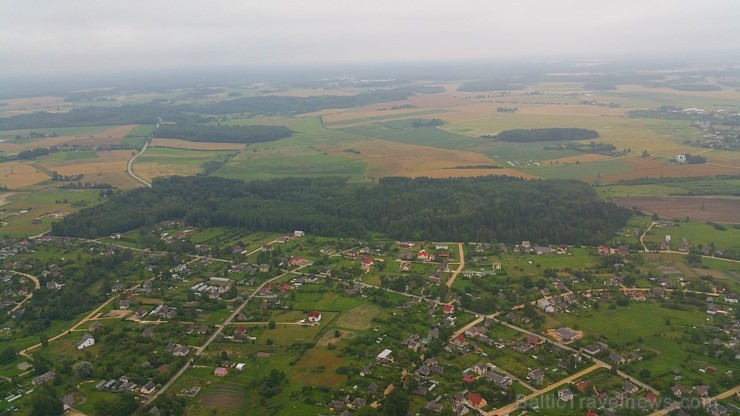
[335,304,382,330]
[643,220,740,252]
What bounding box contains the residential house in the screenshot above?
[557,388,574,401]
[470,363,488,376]
[214,367,228,377]
[693,385,710,397]
[77,334,95,350]
[492,262,502,270]
[141,380,156,395]
[466,392,487,409]
[622,381,639,394]
[706,402,728,416]
[527,369,545,384]
[534,245,552,255]
[361,257,374,270]
[417,250,435,261]
[376,349,393,363]
[671,384,689,397]
[555,327,579,342]
[609,352,625,365]
[32,371,55,386]
[306,311,322,323]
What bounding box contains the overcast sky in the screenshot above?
[2,0,739,76]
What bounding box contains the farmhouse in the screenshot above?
[77,334,95,350]
[214,367,228,377]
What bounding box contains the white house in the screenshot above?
[77,334,95,350]
[140,380,156,395]
[675,154,687,164]
[557,388,574,402]
[307,311,322,323]
[376,349,393,361]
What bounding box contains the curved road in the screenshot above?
[8,272,40,314]
[126,137,152,188]
[20,296,116,358]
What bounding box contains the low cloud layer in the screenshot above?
[2,0,738,75]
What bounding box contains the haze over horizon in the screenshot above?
[2,0,739,78]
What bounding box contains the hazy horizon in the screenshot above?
[2,0,739,78]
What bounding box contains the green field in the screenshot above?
[551,302,734,391]
[121,124,155,148]
[517,158,632,180]
[44,150,99,161]
[323,109,451,127]
[644,221,740,251]
[215,152,367,181]
[473,141,583,162]
[339,124,481,150]
[0,126,116,141]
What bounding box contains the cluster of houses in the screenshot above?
[95,376,154,395]
[189,277,233,299]
[228,262,270,275]
[163,342,190,357]
[535,292,578,314]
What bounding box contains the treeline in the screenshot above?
[457,81,523,92]
[154,124,293,144]
[52,175,631,245]
[543,141,619,156]
[0,86,443,129]
[669,84,722,92]
[410,118,444,128]
[481,128,599,142]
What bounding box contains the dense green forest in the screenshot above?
[0,86,443,129]
[481,128,600,142]
[154,124,293,144]
[52,175,631,245]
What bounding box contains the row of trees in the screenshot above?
[482,128,600,142]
